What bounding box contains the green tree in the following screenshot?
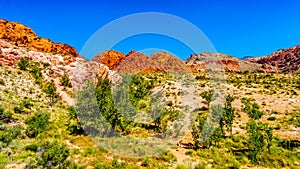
[224,94,235,136]
[200,90,214,109]
[43,80,59,106]
[246,121,273,163]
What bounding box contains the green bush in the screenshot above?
[37,141,70,168]
[0,79,5,85]
[267,116,276,121]
[17,57,30,71]
[25,111,50,138]
[66,107,85,135]
[60,72,72,87]
[158,151,177,163]
[0,125,22,146]
[14,106,25,114]
[25,144,38,152]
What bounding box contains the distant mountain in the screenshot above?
[247,46,300,73]
[185,52,262,72]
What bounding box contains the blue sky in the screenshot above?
[0,0,300,59]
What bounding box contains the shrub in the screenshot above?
[60,72,72,87]
[25,144,38,152]
[43,80,59,105]
[37,141,70,168]
[17,57,30,71]
[25,112,50,138]
[13,106,25,114]
[0,125,22,146]
[0,79,4,85]
[158,151,177,163]
[66,107,85,135]
[267,116,276,121]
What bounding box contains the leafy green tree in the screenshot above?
[192,105,223,149]
[17,57,30,70]
[129,74,155,107]
[25,111,50,138]
[43,80,59,105]
[247,121,273,163]
[224,94,235,136]
[200,89,214,109]
[95,78,128,132]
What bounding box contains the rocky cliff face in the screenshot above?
[0,19,79,58]
[247,46,300,73]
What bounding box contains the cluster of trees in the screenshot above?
[192,91,236,148]
[242,97,273,163]
[193,90,274,164]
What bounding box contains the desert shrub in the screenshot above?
[42,62,50,68]
[37,141,70,168]
[0,78,4,85]
[167,101,173,107]
[25,144,38,152]
[13,106,25,114]
[66,107,85,135]
[0,109,13,123]
[241,97,263,120]
[158,151,177,163]
[0,125,22,146]
[17,57,30,70]
[25,111,50,138]
[267,116,276,121]
[60,72,72,87]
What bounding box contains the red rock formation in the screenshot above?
[93,50,127,70]
[115,51,189,74]
[247,46,300,73]
[0,19,79,58]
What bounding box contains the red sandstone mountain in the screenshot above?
[247,46,300,73]
[0,19,79,58]
[0,19,120,105]
[97,50,190,74]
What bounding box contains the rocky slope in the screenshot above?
[247,45,300,73]
[185,52,263,72]
[0,19,120,105]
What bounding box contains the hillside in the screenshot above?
[247,45,300,73]
[0,19,299,169]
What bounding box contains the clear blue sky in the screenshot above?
[0,0,300,59]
